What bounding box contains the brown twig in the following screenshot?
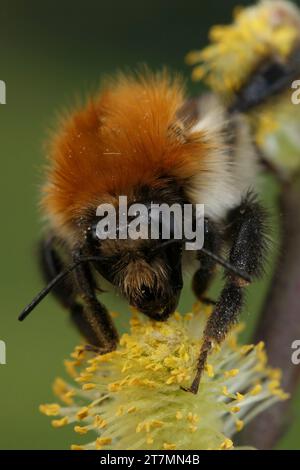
[243,173,300,449]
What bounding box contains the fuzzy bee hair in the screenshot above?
[20,70,267,394]
[42,71,257,245]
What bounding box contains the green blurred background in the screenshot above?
[0,0,299,450]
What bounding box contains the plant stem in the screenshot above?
[244,173,300,449]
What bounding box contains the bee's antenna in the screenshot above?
[18,256,103,322]
[200,247,251,283]
[152,239,251,283]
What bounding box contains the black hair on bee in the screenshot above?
[20,71,268,393]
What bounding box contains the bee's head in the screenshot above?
[90,237,183,321]
[85,188,186,320]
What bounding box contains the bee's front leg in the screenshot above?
[72,248,119,353]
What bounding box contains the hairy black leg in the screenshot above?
[39,237,74,309]
[192,218,221,303]
[73,249,119,350]
[186,193,268,394]
[39,237,103,345]
[39,237,118,349]
[70,304,107,348]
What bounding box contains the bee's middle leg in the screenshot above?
[192,218,221,305]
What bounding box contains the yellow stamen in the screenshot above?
[224,369,239,378]
[39,403,60,417]
[52,416,69,428]
[74,425,89,435]
[95,437,112,449]
[205,364,215,378]
[76,407,89,420]
[249,384,262,396]
[235,420,244,432]
[220,438,233,450]
[163,443,177,450]
[82,383,96,391]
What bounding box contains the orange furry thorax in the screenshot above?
[42,71,209,238]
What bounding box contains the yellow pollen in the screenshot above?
[235,392,245,402]
[272,390,290,400]
[174,311,181,320]
[220,438,233,450]
[256,341,265,352]
[136,422,143,433]
[71,445,85,450]
[187,412,199,424]
[82,383,96,391]
[127,406,137,414]
[52,378,68,396]
[152,420,164,429]
[235,419,244,432]
[136,419,164,433]
[130,317,141,327]
[269,380,280,391]
[224,369,239,378]
[240,345,254,355]
[108,382,122,392]
[62,390,75,404]
[163,443,177,450]
[93,415,108,429]
[142,379,157,388]
[146,435,154,445]
[187,0,300,102]
[250,384,263,396]
[189,425,198,433]
[75,373,93,383]
[41,306,289,450]
[94,353,113,363]
[95,437,112,449]
[99,419,108,429]
[74,425,89,435]
[269,368,282,381]
[205,364,215,378]
[76,407,89,420]
[64,360,78,377]
[39,403,60,417]
[86,365,98,373]
[121,362,132,373]
[52,416,69,428]
[230,406,241,414]
[71,346,85,360]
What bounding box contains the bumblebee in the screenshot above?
[20,72,267,393]
[187,0,300,179]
